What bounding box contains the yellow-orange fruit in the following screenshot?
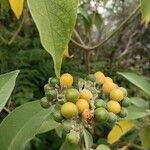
[102,82,116,94]
[94,72,105,84]
[60,73,73,88]
[80,89,93,102]
[107,100,121,114]
[104,77,113,83]
[110,88,124,102]
[82,109,93,121]
[76,99,89,113]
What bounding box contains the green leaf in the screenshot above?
[117,72,150,96]
[141,0,150,27]
[60,141,80,150]
[130,97,149,109]
[55,124,63,138]
[94,13,102,30]
[38,116,60,134]
[0,100,53,150]
[0,0,10,11]
[139,125,150,149]
[125,105,148,120]
[27,0,78,77]
[0,70,19,112]
[83,128,93,149]
[96,144,111,150]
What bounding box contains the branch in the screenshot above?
[8,12,26,45]
[73,29,85,46]
[71,4,140,51]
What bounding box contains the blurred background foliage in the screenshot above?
[0,0,150,149]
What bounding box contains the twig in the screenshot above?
[0,33,7,44]
[71,4,140,51]
[8,12,26,45]
[73,29,85,46]
[3,107,11,113]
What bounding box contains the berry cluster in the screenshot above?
[40,72,130,147]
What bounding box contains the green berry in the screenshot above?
[121,97,130,107]
[49,77,59,86]
[95,108,109,122]
[86,74,96,82]
[66,131,79,145]
[45,89,57,100]
[44,84,52,92]
[40,97,49,108]
[53,110,63,122]
[119,87,127,97]
[65,88,80,103]
[62,121,72,133]
[108,112,118,123]
[96,144,111,150]
[118,107,128,118]
[94,99,106,108]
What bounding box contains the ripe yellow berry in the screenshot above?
[102,82,116,94]
[110,88,124,102]
[61,102,78,118]
[76,99,89,114]
[60,73,73,88]
[107,100,121,114]
[104,77,113,83]
[94,72,105,84]
[80,89,93,102]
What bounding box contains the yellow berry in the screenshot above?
[94,72,105,84]
[76,99,89,113]
[110,88,124,102]
[107,100,121,114]
[102,82,116,94]
[104,77,113,83]
[61,102,78,118]
[80,89,93,102]
[60,73,73,88]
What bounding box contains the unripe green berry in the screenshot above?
[108,112,118,123]
[53,110,63,122]
[121,97,130,107]
[86,74,96,82]
[40,97,49,109]
[118,107,128,118]
[62,121,72,133]
[49,77,59,86]
[66,131,79,145]
[45,89,57,100]
[94,99,106,108]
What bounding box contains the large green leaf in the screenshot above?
[117,72,150,96]
[125,105,148,120]
[0,70,19,112]
[27,0,78,77]
[38,116,60,134]
[0,100,53,150]
[141,0,150,27]
[139,125,150,149]
[83,128,93,149]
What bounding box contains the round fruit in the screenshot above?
[44,84,52,92]
[80,89,93,102]
[76,99,89,113]
[107,100,121,114]
[96,144,111,150]
[119,87,127,97]
[104,77,113,83]
[102,82,116,94]
[49,77,59,86]
[40,97,49,108]
[118,107,128,118]
[82,109,93,121]
[60,73,73,88]
[110,88,124,102]
[86,74,96,82]
[66,131,79,145]
[62,121,72,133]
[94,99,106,108]
[108,112,118,122]
[121,97,130,107]
[61,102,78,119]
[65,88,80,103]
[45,89,57,100]
[53,110,63,122]
[94,107,109,122]
[94,71,105,84]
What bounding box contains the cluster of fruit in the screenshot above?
[40,72,130,148]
